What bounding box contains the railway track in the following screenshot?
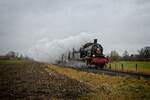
[57,63,150,80]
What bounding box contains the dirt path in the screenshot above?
[0,62,91,99]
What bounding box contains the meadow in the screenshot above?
[106,61,150,75]
[0,59,25,65]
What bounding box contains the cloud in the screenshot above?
[0,0,150,58]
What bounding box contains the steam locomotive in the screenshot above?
[79,39,109,68]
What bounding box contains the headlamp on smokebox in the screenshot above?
[93,55,95,57]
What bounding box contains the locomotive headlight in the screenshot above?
[93,55,95,57]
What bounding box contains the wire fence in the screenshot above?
[106,63,149,75]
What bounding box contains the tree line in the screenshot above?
[109,46,150,61]
[0,51,33,61]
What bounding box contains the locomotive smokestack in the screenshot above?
[94,39,97,44]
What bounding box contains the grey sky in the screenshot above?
[0,0,150,56]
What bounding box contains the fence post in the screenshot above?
[121,64,123,71]
[109,64,111,69]
[136,64,137,72]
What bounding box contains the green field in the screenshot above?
[0,59,26,65]
[107,61,150,75]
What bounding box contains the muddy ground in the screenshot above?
[0,62,91,99]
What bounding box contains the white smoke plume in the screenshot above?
[27,32,101,63]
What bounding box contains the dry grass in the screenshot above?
[47,64,150,100]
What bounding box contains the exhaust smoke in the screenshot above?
[27,32,101,63]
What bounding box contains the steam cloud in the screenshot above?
[27,32,101,63]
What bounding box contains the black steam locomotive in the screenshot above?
[79,39,109,68]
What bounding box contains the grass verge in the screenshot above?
[47,64,150,100]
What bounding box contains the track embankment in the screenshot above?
[57,62,150,80]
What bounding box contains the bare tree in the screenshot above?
[122,50,129,60]
[6,51,16,58]
[110,50,120,61]
[138,47,150,60]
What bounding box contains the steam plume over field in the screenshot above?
[27,32,101,62]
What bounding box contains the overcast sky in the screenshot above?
[0,0,150,56]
